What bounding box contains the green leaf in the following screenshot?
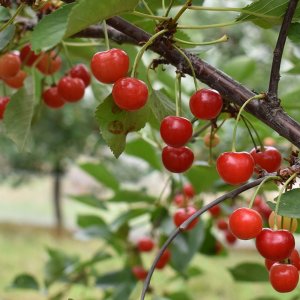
[199,219,218,256]
[31,3,75,52]
[109,189,157,203]
[125,138,161,170]
[11,274,39,290]
[4,77,35,151]
[95,94,150,158]
[70,194,106,210]
[167,291,193,300]
[228,262,269,282]
[96,269,133,287]
[64,0,139,38]
[288,23,300,43]
[77,214,106,228]
[0,6,10,21]
[267,188,300,218]
[80,162,120,190]
[0,24,15,51]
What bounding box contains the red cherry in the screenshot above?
[173,193,188,207]
[0,96,10,119]
[3,70,27,89]
[69,64,91,87]
[42,86,65,109]
[162,146,194,173]
[225,230,237,245]
[216,151,254,185]
[217,219,228,231]
[132,266,148,281]
[160,116,193,147]
[183,183,195,198]
[252,196,272,220]
[209,204,221,218]
[173,206,198,230]
[250,146,282,172]
[91,48,129,83]
[189,88,223,120]
[20,44,40,66]
[0,52,21,78]
[256,228,295,261]
[269,263,299,293]
[155,249,171,269]
[229,208,262,240]
[265,258,276,271]
[290,249,300,271]
[112,77,148,111]
[137,237,155,252]
[57,76,85,102]
[36,51,62,75]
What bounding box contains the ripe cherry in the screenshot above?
[229,208,262,240]
[268,211,298,233]
[112,77,148,111]
[3,70,27,89]
[20,44,40,66]
[250,146,281,172]
[36,51,62,75]
[216,151,254,185]
[132,266,148,281]
[203,132,220,147]
[155,249,171,269]
[217,219,228,231]
[137,237,155,252]
[91,48,129,83]
[256,228,295,261]
[57,76,85,102]
[162,146,194,173]
[43,86,65,109]
[0,96,10,119]
[209,204,221,218]
[265,249,300,271]
[160,116,193,147]
[252,195,272,220]
[183,183,195,198]
[0,52,21,78]
[269,263,299,293]
[189,88,223,120]
[173,193,188,207]
[173,206,198,230]
[225,230,237,245]
[265,258,276,271]
[69,64,91,87]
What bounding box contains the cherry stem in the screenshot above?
[208,124,214,165]
[62,41,102,47]
[248,176,280,209]
[162,0,166,11]
[61,41,73,69]
[132,11,169,21]
[172,0,192,24]
[191,122,211,141]
[146,62,154,92]
[173,45,198,91]
[0,3,25,33]
[231,94,265,152]
[164,0,175,17]
[102,20,110,50]
[177,20,240,30]
[175,72,182,116]
[240,115,258,151]
[174,35,228,46]
[131,29,168,78]
[140,175,273,300]
[274,173,297,229]
[142,0,155,16]
[155,176,171,206]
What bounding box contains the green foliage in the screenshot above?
[11,274,39,290]
[228,263,269,282]
[0,24,15,51]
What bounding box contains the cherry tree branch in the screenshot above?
[267,0,299,105]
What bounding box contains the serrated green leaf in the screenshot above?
[95,94,150,158]
[64,0,139,38]
[0,24,15,51]
[228,262,269,282]
[70,194,107,210]
[31,3,75,52]
[3,77,35,151]
[80,162,120,190]
[109,189,156,203]
[77,214,106,228]
[11,274,39,290]
[267,188,300,218]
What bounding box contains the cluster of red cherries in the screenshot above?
[132,236,171,281]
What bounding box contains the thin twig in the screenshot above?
[267,0,299,106]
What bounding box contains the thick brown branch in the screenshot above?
[106,16,300,149]
[268,0,299,105]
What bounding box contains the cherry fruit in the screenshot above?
[162,146,194,173]
[160,116,193,147]
[20,44,40,66]
[36,51,62,75]
[57,76,85,102]
[216,151,254,185]
[0,52,21,78]
[204,132,220,147]
[43,86,65,109]
[225,230,237,245]
[69,64,91,87]
[91,48,129,83]
[132,266,148,281]
[250,146,281,172]
[137,237,155,252]
[173,206,198,230]
[173,193,188,207]
[256,228,295,261]
[229,208,262,240]
[3,70,27,89]
[268,211,298,233]
[155,249,171,269]
[189,88,223,120]
[209,204,221,218]
[0,96,10,119]
[183,183,195,198]
[217,219,228,231]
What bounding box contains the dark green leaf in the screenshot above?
[125,138,161,170]
[228,262,269,282]
[0,24,15,51]
[70,194,106,210]
[268,188,300,218]
[288,23,300,43]
[167,291,193,300]
[65,0,139,37]
[0,6,10,21]
[31,3,75,52]
[80,162,120,190]
[77,214,106,228]
[11,274,39,290]
[199,219,217,256]
[4,77,35,151]
[96,268,133,287]
[109,189,156,203]
[95,94,150,158]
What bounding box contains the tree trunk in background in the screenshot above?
[53,160,64,235]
